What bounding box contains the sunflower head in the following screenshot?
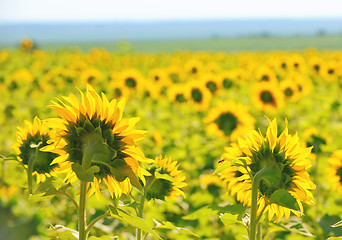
[252,82,284,114]
[145,155,187,201]
[219,118,315,222]
[44,85,152,199]
[327,150,342,194]
[13,116,59,183]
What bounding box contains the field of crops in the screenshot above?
[1,41,342,240]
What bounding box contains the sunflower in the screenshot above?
[308,56,324,75]
[20,38,34,51]
[204,100,255,141]
[254,66,278,84]
[251,82,284,114]
[184,59,203,78]
[302,127,330,155]
[167,85,188,104]
[43,85,152,199]
[321,61,340,82]
[13,116,59,184]
[186,81,212,111]
[79,68,103,85]
[327,150,342,194]
[119,68,143,92]
[146,155,187,201]
[219,118,315,222]
[219,70,237,89]
[279,79,301,102]
[201,73,221,95]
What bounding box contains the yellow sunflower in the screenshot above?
[20,38,34,51]
[184,59,204,78]
[327,150,342,194]
[79,68,103,85]
[146,155,187,200]
[219,118,315,222]
[204,100,255,141]
[251,82,284,114]
[186,81,212,111]
[254,66,278,84]
[13,116,59,184]
[279,79,301,103]
[201,73,221,95]
[119,68,143,92]
[43,85,152,199]
[167,85,188,104]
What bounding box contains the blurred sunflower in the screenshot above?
[219,71,236,89]
[255,66,278,84]
[219,118,315,222]
[80,68,103,85]
[167,85,188,104]
[302,127,330,155]
[186,82,212,111]
[251,82,284,114]
[13,116,59,184]
[43,85,152,199]
[204,100,255,141]
[321,61,340,82]
[119,68,143,91]
[201,73,221,95]
[20,38,34,51]
[184,59,203,78]
[146,155,187,201]
[280,79,301,102]
[327,150,342,194]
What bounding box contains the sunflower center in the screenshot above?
[314,65,320,72]
[206,81,218,93]
[19,134,58,174]
[154,75,159,81]
[337,168,342,184]
[125,77,137,88]
[328,69,335,75]
[214,112,238,136]
[191,67,198,74]
[281,63,287,69]
[175,93,186,103]
[260,91,275,105]
[191,88,203,103]
[223,78,233,89]
[261,75,269,81]
[284,88,293,97]
[88,76,95,83]
[114,88,122,97]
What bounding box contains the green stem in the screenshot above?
[79,181,88,240]
[136,191,146,240]
[27,147,39,195]
[85,212,110,235]
[249,169,265,240]
[64,192,79,211]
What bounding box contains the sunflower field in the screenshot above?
[1,42,342,240]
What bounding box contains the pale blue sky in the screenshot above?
[1,0,342,23]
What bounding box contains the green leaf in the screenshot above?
[277,217,314,237]
[155,172,175,182]
[328,237,342,240]
[182,206,218,220]
[110,208,162,239]
[72,163,100,182]
[212,161,231,175]
[110,159,142,191]
[220,213,243,226]
[154,220,199,237]
[48,225,78,239]
[332,219,342,228]
[269,189,301,212]
[108,205,118,215]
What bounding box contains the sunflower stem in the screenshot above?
[27,147,39,195]
[79,181,88,240]
[249,168,266,240]
[85,212,110,235]
[136,190,146,240]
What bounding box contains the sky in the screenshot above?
[1,0,342,23]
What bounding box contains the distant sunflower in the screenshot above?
[201,73,221,95]
[219,71,236,89]
[119,68,143,91]
[13,117,59,184]
[327,150,342,194]
[186,82,212,111]
[321,61,340,82]
[219,118,315,222]
[184,59,203,78]
[302,127,330,155]
[280,79,301,102]
[43,85,152,199]
[308,56,324,75]
[255,66,278,84]
[251,82,284,114]
[167,85,188,104]
[20,38,34,51]
[80,68,103,85]
[204,101,255,141]
[146,155,187,201]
